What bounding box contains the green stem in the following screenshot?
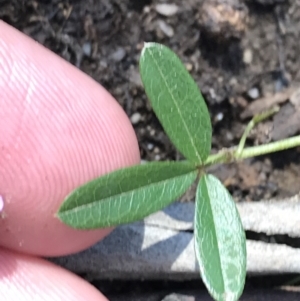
[205,135,300,166]
[236,106,280,157]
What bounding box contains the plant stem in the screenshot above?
[205,135,300,166]
[236,106,280,157]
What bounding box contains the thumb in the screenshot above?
[0,21,140,256]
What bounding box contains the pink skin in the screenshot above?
[0,249,110,301]
[0,21,140,300]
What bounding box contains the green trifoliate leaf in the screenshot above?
[140,42,212,165]
[195,174,246,301]
[57,161,197,229]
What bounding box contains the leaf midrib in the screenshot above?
[147,46,202,164]
[203,176,226,296]
[60,169,197,215]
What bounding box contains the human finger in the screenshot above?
[0,21,140,256]
[0,248,108,301]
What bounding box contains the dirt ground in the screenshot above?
[1,0,300,202]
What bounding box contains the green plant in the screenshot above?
[57,43,300,301]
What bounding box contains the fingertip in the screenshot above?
[0,22,140,255]
[0,248,109,301]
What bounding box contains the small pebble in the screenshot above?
[147,143,154,151]
[226,132,234,141]
[209,88,217,99]
[157,20,174,37]
[155,4,179,17]
[130,112,141,124]
[150,129,156,136]
[218,76,224,83]
[247,87,260,99]
[229,77,238,86]
[110,47,126,62]
[82,42,92,57]
[100,60,108,68]
[243,48,253,64]
[154,154,161,161]
[143,6,151,14]
[185,63,193,72]
[215,112,224,122]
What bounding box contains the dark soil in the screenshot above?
[1,0,300,202]
[93,278,300,301]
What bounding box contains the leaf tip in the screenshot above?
[142,41,155,48]
[55,207,63,220]
[141,42,161,56]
